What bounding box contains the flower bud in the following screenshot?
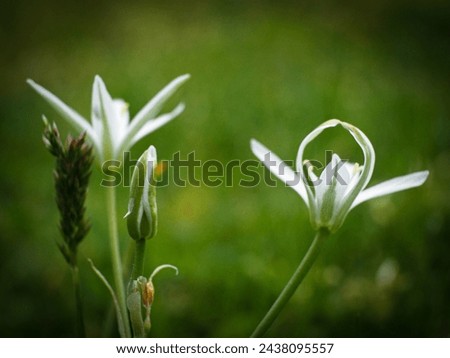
[125,146,158,240]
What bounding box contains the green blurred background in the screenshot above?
[0,0,449,337]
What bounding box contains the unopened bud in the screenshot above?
[125,146,158,240]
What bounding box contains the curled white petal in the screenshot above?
[295,120,341,211]
[295,120,341,173]
[351,170,429,209]
[340,121,375,200]
[250,139,308,205]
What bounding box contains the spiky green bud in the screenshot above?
[42,117,93,266]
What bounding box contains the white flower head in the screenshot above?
[27,74,190,161]
[251,119,429,233]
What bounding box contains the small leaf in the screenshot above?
[88,259,126,338]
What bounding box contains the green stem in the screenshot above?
[251,228,330,338]
[127,239,147,338]
[131,239,146,282]
[106,185,131,338]
[71,265,85,337]
[103,240,134,337]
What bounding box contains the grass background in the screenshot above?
[0,0,449,337]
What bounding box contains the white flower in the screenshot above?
[27,74,190,161]
[251,119,429,232]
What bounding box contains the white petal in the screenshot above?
[250,139,308,205]
[351,170,429,209]
[92,76,120,156]
[304,162,318,182]
[295,120,342,212]
[295,122,346,206]
[316,154,348,219]
[318,153,347,186]
[331,154,351,207]
[315,154,340,204]
[340,122,375,196]
[27,79,98,146]
[112,99,130,144]
[142,146,157,214]
[343,163,362,196]
[90,77,103,143]
[127,103,185,149]
[294,120,377,231]
[126,74,190,142]
[337,158,351,187]
[330,122,376,227]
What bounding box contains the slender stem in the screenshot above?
[127,239,147,338]
[251,228,330,338]
[102,303,116,338]
[123,240,136,281]
[105,185,131,338]
[102,240,135,337]
[131,239,147,282]
[71,264,85,337]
